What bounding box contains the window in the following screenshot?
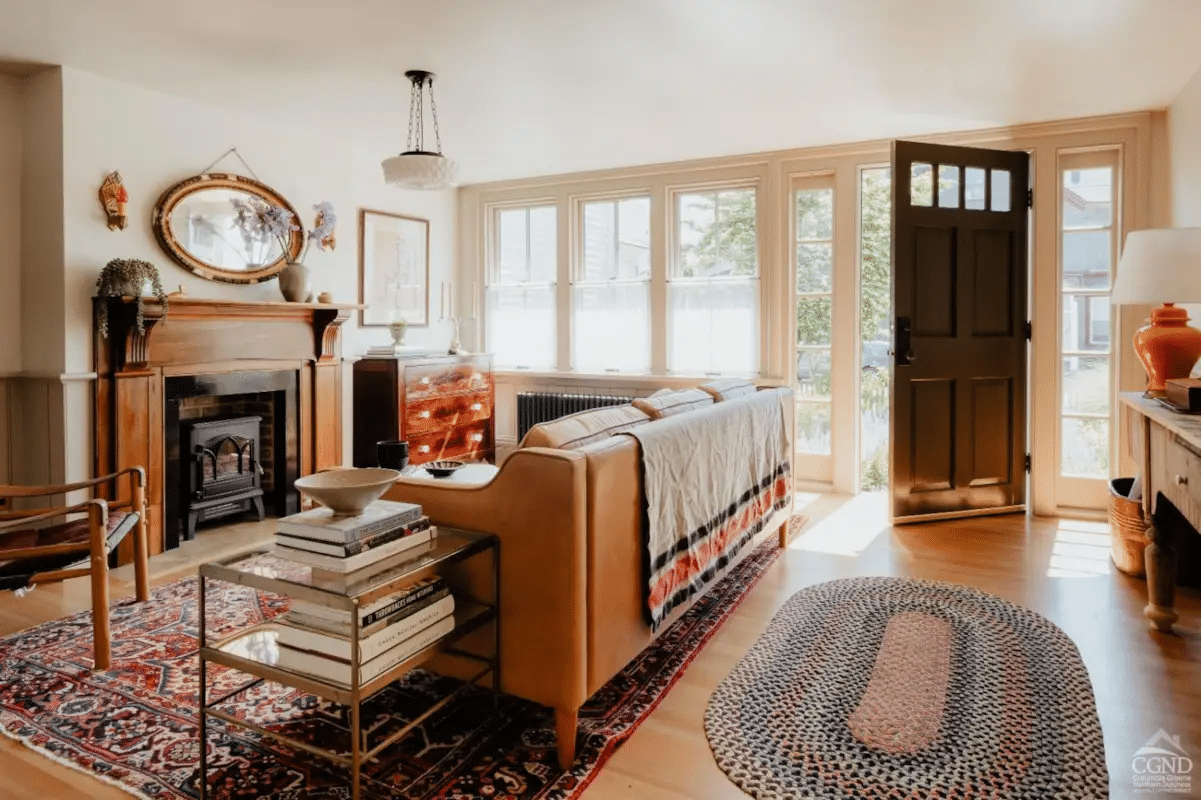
[669,187,759,374]
[573,197,651,372]
[795,184,833,455]
[487,206,557,369]
[1059,160,1116,479]
[860,167,893,491]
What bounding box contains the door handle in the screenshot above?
[896,317,914,366]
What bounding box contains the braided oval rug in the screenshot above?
[704,577,1108,799]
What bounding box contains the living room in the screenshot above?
[0,1,1200,798]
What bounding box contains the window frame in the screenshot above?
[665,179,763,377]
[486,200,559,370]
[571,191,653,373]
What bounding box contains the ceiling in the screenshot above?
[1,0,1199,184]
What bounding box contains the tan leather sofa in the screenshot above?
[380,386,793,767]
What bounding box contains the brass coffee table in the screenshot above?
[196,527,499,799]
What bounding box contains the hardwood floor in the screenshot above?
[0,496,1197,799]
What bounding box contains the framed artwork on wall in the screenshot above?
[358,209,430,327]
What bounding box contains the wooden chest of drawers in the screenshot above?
[352,354,494,467]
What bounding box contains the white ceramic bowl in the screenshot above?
[293,467,401,515]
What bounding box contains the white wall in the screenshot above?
[349,142,459,356]
[0,76,21,375]
[59,67,358,374]
[1169,66,1201,226]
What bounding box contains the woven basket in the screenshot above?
[1109,478,1148,577]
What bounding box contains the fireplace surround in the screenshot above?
[94,297,355,561]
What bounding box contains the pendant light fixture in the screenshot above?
[382,70,458,190]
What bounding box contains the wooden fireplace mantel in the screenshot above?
[94,296,362,561]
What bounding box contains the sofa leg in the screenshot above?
[555,707,578,770]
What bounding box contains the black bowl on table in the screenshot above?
[424,460,464,478]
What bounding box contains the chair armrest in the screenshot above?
[0,499,108,532]
[0,467,145,500]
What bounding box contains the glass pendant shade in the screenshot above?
[382,69,457,191]
[382,151,458,190]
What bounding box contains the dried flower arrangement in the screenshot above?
[95,258,168,338]
[230,198,337,265]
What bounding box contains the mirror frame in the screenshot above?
[151,173,304,284]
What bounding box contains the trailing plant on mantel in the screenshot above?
[95,258,168,339]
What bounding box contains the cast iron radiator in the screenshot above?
[516,392,635,440]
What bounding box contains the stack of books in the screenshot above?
[365,344,436,358]
[271,500,455,685]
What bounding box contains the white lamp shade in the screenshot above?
[1111,227,1201,305]
[382,152,458,190]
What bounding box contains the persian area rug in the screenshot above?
[705,577,1109,799]
[0,539,782,800]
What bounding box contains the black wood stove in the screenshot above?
[183,416,265,538]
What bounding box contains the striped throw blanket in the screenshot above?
[622,388,792,629]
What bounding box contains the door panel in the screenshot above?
[891,140,1029,522]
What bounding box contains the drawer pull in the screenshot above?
[470,403,482,411]
[1176,474,1189,487]
[419,410,431,418]
[471,433,484,442]
[418,445,431,453]
[420,377,430,385]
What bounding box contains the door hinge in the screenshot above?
[1025,321,1032,340]
[1027,188,1033,208]
[1025,454,1031,472]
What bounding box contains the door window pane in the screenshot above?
[965,167,987,210]
[1062,356,1110,415]
[1063,230,1112,289]
[911,162,933,207]
[938,165,960,208]
[1061,295,1111,353]
[991,169,1011,212]
[797,244,832,292]
[797,402,832,455]
[797,296,832,346]
[797,187,833,240]
[797,349,831,398]
[1062,417,1109,478]
[1063,168,1113,228]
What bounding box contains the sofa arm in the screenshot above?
[382,447,589,715]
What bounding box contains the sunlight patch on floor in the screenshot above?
[790,491,889,556]
[1046,519,1112,578]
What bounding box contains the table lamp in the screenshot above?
[1111,228,1201,397]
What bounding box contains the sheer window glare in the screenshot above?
[574,197,651,373]
[1059,164,1114,479]
[796,186,834,455]
[670,188,760,375]
[489,206,557,369]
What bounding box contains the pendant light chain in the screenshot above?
[406,77,419,152]
[428,77,444,155]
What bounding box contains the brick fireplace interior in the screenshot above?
[164,370,300,549]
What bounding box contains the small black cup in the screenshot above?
[376,440,410,471]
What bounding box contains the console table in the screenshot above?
[1121,392,1201,632]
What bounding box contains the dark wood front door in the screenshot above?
[890,140,1030,523]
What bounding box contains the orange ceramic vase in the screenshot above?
[1134,303,1201,396]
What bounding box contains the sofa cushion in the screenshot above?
[632,388,714,420]
[520,404,651,450]
[698,377,757,402]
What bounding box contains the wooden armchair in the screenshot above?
[0,467,150,670]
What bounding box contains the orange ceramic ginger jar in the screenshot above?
[1134,303,1201,396]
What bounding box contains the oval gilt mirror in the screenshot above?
[152,173,303,284]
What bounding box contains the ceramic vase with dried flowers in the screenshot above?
[231,198,337,302]
[95,258,168,338]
